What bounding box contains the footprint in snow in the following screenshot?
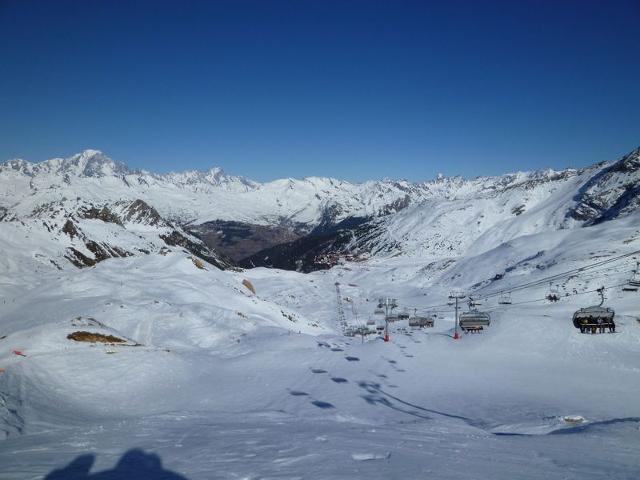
[330,348,344,352]
[311,368,328,374]
[311,400,335,409]
[331,377,348,383]
[345,356,360,362]
[289,390,309,396]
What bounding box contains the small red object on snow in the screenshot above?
[453,331,460,340]
[12,350,26,357]
[383,334,390,342]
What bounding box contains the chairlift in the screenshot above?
[623,262,640,291]
[572,287,615,334]
[467,298,480,309]
[546,282,561,302]
[408,309,435,329]
[468,297,482,307]
[498,292,512,305]
[459,308,491,333]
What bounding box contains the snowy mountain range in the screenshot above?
[1,147,639,272]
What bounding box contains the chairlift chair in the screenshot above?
[498,292,512,305]
[459,309,491,333]
[625,263,640,290]
[468,297,482,307]
[546,283,560,302]
[572,287,616,334]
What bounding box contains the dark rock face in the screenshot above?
[568,148,640,225]
[53,199,235,270]
[377,194,411,215]
[65,241,132,268]
[189,220,306,262]
[119,199,164,226]
[78,205,123,225]
[62,219,80,239]
[239,217,379,272]
[160,231,234,270]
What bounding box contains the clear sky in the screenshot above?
[1,0,639,182]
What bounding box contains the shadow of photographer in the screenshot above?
[44,449,188,480]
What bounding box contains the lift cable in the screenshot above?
[475,249,640,300]
[386,252,639,315]
[480,281,630,312]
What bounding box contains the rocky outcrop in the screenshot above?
[568,148,640,225]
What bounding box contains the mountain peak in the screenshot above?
[62,149,130,177]
[160,165,258,192]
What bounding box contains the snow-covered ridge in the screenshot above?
[3,150,130,178]
[0,195,233,273]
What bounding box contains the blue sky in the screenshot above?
[1,0,639,181]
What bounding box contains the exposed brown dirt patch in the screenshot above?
[190,257,206,269]
[67,331,126,343]
[242,279,256,294]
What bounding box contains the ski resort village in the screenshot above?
[0,147,639,479]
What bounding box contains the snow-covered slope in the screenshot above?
[244,148,640,269]
[1,211,639,479]
[386,149,639,260]
[0,195,233,273]
[1,146,640,479]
